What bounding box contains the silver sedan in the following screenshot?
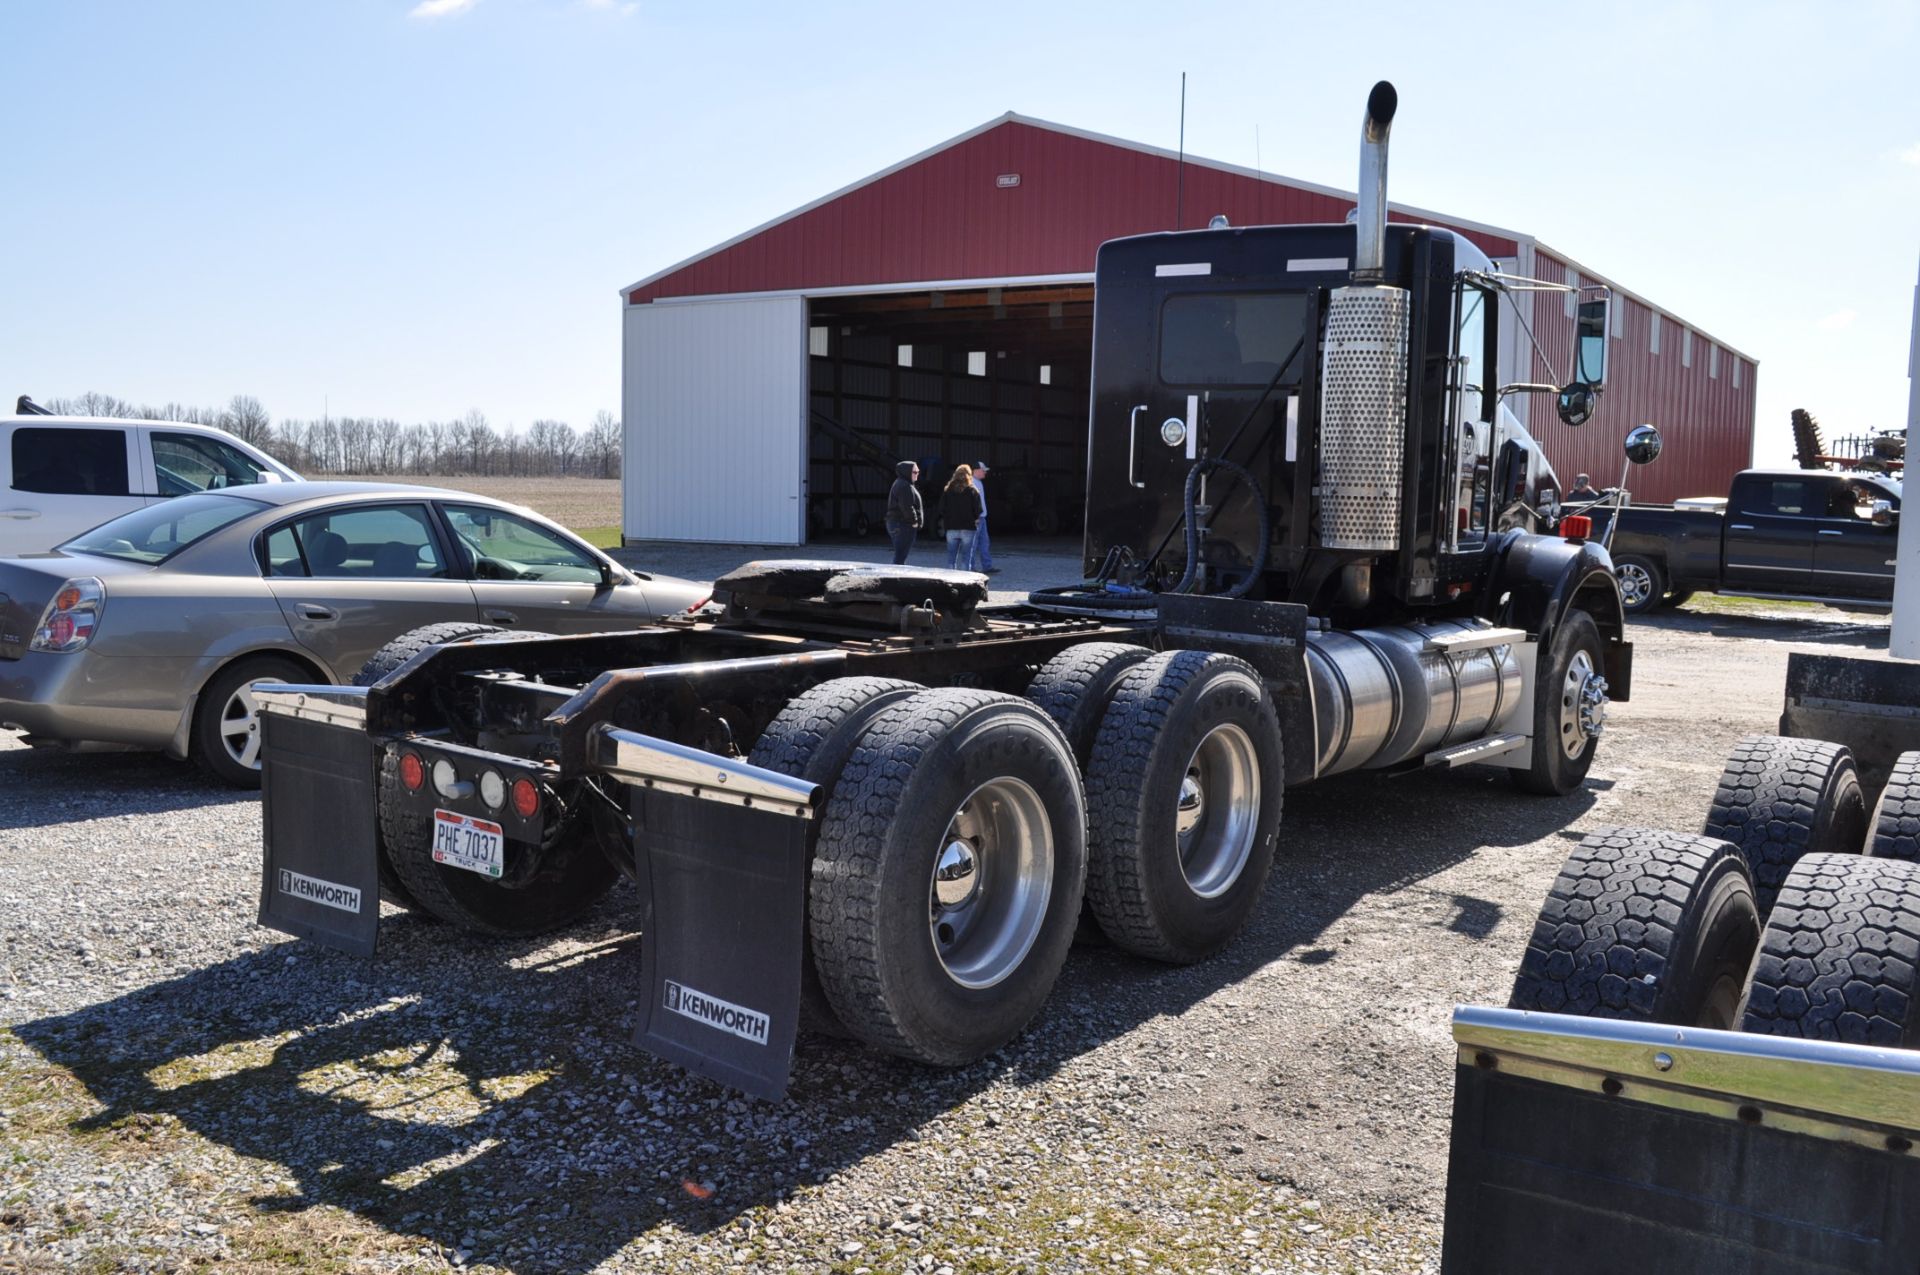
[0,482,708,784]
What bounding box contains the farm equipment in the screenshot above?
[256,82,1637,1098]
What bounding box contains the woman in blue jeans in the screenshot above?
[939,464,984,571]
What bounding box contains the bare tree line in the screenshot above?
[37,392,623,479]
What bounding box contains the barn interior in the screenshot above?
[805,283,1093,541]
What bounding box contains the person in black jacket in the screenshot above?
[885,461,922,564]
[940,464,984,571]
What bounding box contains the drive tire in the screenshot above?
[1868,751,1920,862]
[749,677,923,1037]
[1511,610,1606,796]
[1614,555,1665,616]
[1703,734,1868,915]
[1083,650,1284,963]
[1738,852,1920,1047]
[1025,642,1154,769]
[809,689,1086,1065]
[350,621,507,687]
[1508,827,1761,1028]
[193,654,311,789]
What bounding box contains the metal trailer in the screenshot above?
[254,83,1637,1099]
[1439,251,1920,1271]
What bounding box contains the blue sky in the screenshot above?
[2,1,1915,467]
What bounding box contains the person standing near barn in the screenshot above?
[971,460,999,574]
[940,463,984,571]
[886,460,922,564]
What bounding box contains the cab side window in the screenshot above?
[1447,284,1493,546]
[10,427,131,496]
[152,432,270,496]
[1744,480,1811,516]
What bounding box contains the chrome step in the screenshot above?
[1424,732,1529,768]
[1423,626,1528,655]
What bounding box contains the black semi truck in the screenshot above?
[256,83,1639,1098]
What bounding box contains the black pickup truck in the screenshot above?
[1583,468,1901,614]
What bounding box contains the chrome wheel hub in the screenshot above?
[1558,652,1609,759]
[928,777,1054,990]
[1175,723,1260,898]
[1616,563,1653,608]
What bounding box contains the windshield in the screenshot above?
[62,493,265,564]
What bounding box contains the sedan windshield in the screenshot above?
[62,493,266,564]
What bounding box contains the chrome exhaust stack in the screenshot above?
[1353,80,1397,284]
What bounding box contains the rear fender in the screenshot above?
[1482,531,1631,701]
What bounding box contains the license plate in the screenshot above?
[432,809,504,878]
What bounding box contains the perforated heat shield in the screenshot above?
[1318,285,1410,551]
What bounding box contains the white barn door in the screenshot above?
[623,296,807,544]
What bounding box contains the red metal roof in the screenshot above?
[626,115,1521,304]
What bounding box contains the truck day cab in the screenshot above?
[253,83,1639,1099]
[1586,467,1900,614]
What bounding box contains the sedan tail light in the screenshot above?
[30,578,105,653]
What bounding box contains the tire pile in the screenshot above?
[1508,732,1920,1047]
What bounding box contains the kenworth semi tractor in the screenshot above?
[255,83,1639,1098]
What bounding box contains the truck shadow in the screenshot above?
[1630,607,1890,649]
[0,745,255,830]
[10,769,1590,1271]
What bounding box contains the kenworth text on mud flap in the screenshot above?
[255,83,1644,1099]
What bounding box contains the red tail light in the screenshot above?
[398,752,426,791]
[30,576,105,653]
[511,777,540,819]
[1560,514,1593,542]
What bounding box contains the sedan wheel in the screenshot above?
[218,679,284,772]
[193,655,311,788]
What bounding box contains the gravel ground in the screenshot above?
[0,565,1894,1274]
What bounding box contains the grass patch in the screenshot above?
[574,524,622,549]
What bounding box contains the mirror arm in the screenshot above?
[1497,382,1562,398]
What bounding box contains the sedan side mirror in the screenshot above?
[1873,499,1897,528]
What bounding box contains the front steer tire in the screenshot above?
[1511,610,1605,797]
[1738,852,1920,1047]
[1703,734,1867,915]
[749,676,923,1037]
[1508,827,1761,1029]
[1083,650,1284,964]
[809,689,1087,1066]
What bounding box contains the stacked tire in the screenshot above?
[1510,736,1920,1051]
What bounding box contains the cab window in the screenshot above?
[152,432,271,496]
[1158,292,1309,386]
[1447,283,1493,547]
[442,505,602,584]
[275,505,448,579]
[1744,480,1812,516]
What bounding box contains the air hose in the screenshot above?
[1170,457,1269,598]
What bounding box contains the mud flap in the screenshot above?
[256,712,382,958]
[629,787,807,1101]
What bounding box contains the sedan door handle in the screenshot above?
[295,603,338,621]
[484,608,519,624]
[0,509,40,520]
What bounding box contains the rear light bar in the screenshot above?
[30,577,105,653]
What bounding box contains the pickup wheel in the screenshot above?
[1025,642,1154,769]
[1871,752,1920,862]
[378,754,617,936]
[1509,827,1760,1029]
[1511,610,1606,796]
[1738,852,1920,1047]
[1660,589,1695,609]
[1613,555,1665,616]
[1083,651,1284,963]
[809,689,1086,1065]
[1703,734,1868,915]
[749,676,922,1036]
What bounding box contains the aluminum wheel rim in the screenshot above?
[1176,723,1259,898]
[929,777,1053,990]
[219,678,286,771]
[1557,652,1605,760]
[1616,563,1653,608]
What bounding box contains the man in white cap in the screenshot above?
[971,460,999,573]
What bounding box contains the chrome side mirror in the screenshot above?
[1556,385,1596,427]
[1873,499,1897,528]
[1624,424,1662,466]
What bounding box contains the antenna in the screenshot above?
[1175,72,1187,229]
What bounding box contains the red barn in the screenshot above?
[621,113,1755,544]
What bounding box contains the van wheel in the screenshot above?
[1613,556,1664,615]
[749,677,922,1036]
[1083,651,1284,963]
[193,655,310,788]
[1511,610,1606,796]
[809,690,1086,1065]
[1509,828,1761,1029]
[1703,734,1867,915]
[1739,852,1920,1047]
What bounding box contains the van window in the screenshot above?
[151,432,271,496]
[10,427,131,496]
